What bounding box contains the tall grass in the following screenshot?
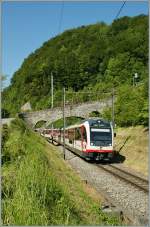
[2,119,120,225]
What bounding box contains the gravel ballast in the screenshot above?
[57,145,148,225]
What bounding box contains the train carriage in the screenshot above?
[51,118,115,161]
[41,128,60,139]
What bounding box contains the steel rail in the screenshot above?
[97,164,149,193]
[46,138,148,225]
[47,138,148,193]
[48,138,149,193]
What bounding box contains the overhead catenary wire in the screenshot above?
[114,1,126,20]
[110,1,126,128]
[58,1,64,34]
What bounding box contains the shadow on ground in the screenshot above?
[106,135,132,164]
[111,152,126,163]
[93,153,126,165]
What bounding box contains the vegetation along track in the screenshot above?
[97,164,149,193]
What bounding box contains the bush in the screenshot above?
[2,124,10,164]
[102,84,148,127]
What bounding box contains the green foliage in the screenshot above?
[102,83,148,127]
[115,85,148,126]
[104,52,148,86]
[48,116,84,128]
[2,124,9,152]
[2,108,10,118]
[2,119,29,165]
[137,99,149,126]
[102,107,112,122]
[2,119,120,225]
[89,111,101,118]
[10,118,30,134]
[2,15,148,127]
[34,120,47,128]
[3,154,78,225]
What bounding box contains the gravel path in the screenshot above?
[57,145,148,225]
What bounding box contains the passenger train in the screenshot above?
[41,118,116,161]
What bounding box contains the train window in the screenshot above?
[75,128,81,140]
[90,127,112,146]
[68,129,75,143]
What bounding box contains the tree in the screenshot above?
[2,15,148,119]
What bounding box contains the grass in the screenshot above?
[47,116,84,128]
[2,118,120,225]
[114,126,148,176]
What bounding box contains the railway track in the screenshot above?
[46,140,148,225]
[50,138,149,193]
[49,138,149,193]
[97,164,149,193]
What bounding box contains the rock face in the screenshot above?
[21,102,32,112]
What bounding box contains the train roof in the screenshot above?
[65,118,111,130]
[85,118,111,127]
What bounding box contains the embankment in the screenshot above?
[114,126,148,176]
[2,119,119,225]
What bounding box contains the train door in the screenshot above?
[81,126,87,152]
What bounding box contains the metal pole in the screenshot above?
[112,87,115,128]
[51,72,53,108]
[51,123,54,143]
[51,72,54,142]
[63,87,66,160]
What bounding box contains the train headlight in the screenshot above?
[91,142,94,146]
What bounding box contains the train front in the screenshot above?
[85,119,114,161]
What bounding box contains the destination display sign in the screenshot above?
[91,128,110,132]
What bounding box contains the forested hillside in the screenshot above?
[2,15,148,126]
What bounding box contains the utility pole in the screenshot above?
[51,72,54,142]
[112,87,115,128]
[51,72,53,108]
[63,87,66,160]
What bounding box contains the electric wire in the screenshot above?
[58,1,64,34]
[114,1,126,20]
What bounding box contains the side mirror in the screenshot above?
[114,132,116,137]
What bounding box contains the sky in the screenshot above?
[2,1,149,88]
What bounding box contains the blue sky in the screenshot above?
[2,1,149,87]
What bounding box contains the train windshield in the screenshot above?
[90,128,112,146]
